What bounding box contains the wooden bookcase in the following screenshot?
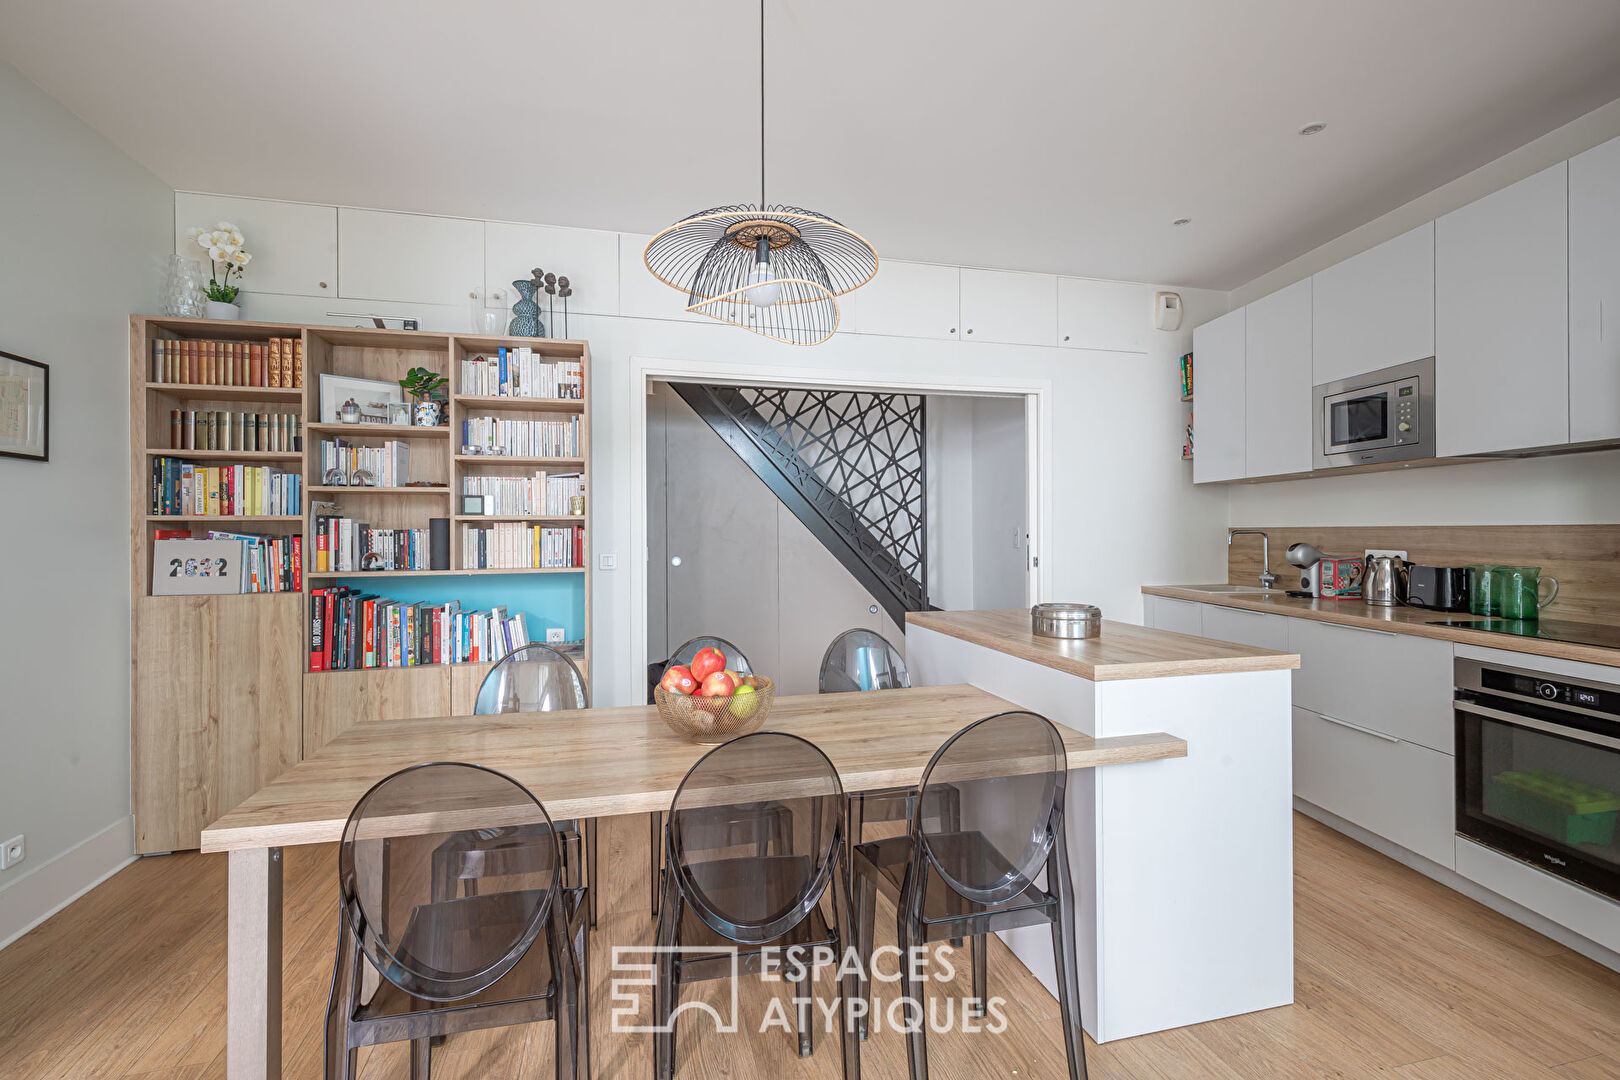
[130,316,592,852]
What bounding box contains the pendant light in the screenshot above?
[643,0,878,346]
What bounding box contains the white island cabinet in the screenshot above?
[905,609,1298,1043]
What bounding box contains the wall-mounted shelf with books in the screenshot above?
[129,315,592,854]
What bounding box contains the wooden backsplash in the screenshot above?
[1227,525,1620,621]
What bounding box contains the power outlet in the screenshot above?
[1364,548,1408,562]
[0,835,23,871]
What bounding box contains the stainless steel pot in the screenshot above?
[1031,602,1101,639]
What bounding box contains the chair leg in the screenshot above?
[323,913,359,1080]
[576,895,592,1080]
[649,811,662,920]
[1049,829,1088,1080]
[833,855,863,1080]
[654,870,680,1080]
[896,874,930,1080]
[787,963,813,1058]
[409,1038,431,1080]
[585,817,599,930]
[855,872,876,1042]
[970,932,989,1017]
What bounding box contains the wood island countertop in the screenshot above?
[1143,585,1620,668]
[905,609,1300,681]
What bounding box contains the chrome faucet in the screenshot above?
[1228,529,1278,590]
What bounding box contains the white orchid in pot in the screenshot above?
[186,222,253,319]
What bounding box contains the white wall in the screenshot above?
[926,394,979,610]
[0,58,170,945]
[1227,96,1620,531]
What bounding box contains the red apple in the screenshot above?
[699,671,736,697]
[690,646,726,681]
[661,665,697,695]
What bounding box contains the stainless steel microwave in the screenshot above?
[1312,356,1435,469]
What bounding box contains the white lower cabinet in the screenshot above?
[1200,604,1289,652]
[1289,618,1454,752]
[1293,706,1456,868]
[1143,595,1203,636]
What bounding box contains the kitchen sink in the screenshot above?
[1178,584,1278,594]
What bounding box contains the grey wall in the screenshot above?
[0,58,171,941]
[969,396,1029,608]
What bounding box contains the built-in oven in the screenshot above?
[1312,356,1434,469]
[1455,657,1620,903]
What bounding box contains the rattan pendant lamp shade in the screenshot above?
[643,0,878,346]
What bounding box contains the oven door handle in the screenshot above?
[1455,700,1620,752]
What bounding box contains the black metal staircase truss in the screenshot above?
[670,383,928,626]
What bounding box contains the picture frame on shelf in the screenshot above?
[318,373,405,425]
[0,349,49,462]
[387,401,412,426]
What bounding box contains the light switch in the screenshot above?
[598,553,617,570]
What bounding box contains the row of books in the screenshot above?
[318,438,412,488]
[461,349,583,399]
[461,473,584,517]
[308,592,546,670]
[462,523,584,570]
[311,515,442,573]
[150,458,301,517]
[1179,351,1194,399]
[170,409,302,453]
[150,532,303,594]
[151,337,303,387]
[460,416,580,458]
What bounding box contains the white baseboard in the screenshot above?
[1294,798,1620,974]
[0,816,135,951]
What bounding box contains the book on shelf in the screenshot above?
[308,590,567,671]
[151,337,303,387]
[151,533,302,593]
[1180,352,1194,399]
[150,457,301,517]
[461,472,584,516]
[311,514,432,573]
[318,438,411,487]
[459,415,580,458]
[461,522,584,570]
[460,348,583,400]
[169,409,301,452]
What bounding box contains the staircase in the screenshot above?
[669,383,929,626]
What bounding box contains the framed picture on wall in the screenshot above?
[0,349,49,462]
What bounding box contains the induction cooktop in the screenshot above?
[1426,617,1620,651]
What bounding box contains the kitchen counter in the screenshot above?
[904,608,1295,1043]
[905,608,1300,681]
[1142,585,1620,668]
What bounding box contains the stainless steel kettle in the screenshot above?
[1362,554,1409,607]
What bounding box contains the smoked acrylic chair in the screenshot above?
[653,731,861,1079]
[850,710,1087,1080]
[323,761,588,1080]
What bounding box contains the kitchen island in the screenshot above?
[906,609,1300,1043]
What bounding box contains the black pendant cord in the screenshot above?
[759,0,766,210]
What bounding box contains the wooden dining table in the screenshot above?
[200,683,1187,1080]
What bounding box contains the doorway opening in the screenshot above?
[645,380,1030,696]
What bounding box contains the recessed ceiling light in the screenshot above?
[1298,122,1327,136]
[1172,217,1191,227]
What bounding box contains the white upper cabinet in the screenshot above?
[485,222,619,320]
[1245,278,1313,477]
[1435,163,1569,456]
[1569,135,1620,445]
[960,268,1057,346]
[175,193,336,299]
[338,208,483,307]
[852,260,959,340]
[1192,307,1246,483]
[1056,278,1150,352]
[1311,222,1434,384]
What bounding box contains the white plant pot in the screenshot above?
[205,300,241,320]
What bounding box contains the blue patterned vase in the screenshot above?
[508,279,545,337]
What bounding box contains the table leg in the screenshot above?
[227,847,283,1080]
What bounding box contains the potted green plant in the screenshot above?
[186,222,252,319]
[400,366,448,426]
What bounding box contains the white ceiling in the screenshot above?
[6,0,1620,289]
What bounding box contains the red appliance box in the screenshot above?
[1319,556,1363,598]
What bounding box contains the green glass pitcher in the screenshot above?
[1492,566,1559,621]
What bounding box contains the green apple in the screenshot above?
[730,683,760,719]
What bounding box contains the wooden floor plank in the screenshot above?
[0,811,1616,1080]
